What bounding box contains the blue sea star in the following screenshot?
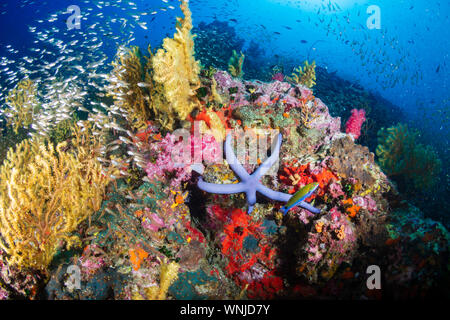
[198,133,321,214]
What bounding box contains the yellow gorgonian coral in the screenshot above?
[110,46,152,130]
[151,0,201,129]
[289,60,316,88]
[228,50,245,78]
[4,79,40,133]
[0,131,110,271]
[376,123,442,189]
[133,261,180,300]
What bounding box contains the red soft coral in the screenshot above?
[279,162,338,198]
[345,108,366,140]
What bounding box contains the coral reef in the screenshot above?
[145,132,221,188]
[381,204,450,298]
[198,133,320,214]
[300,209,357,283]
[0,0,447,301]
[327,135,386,190]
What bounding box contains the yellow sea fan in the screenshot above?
[228,50,245,78]
[0,133,110,271]
[376,123,441,189]
[151,0,201,128]
[289,60,316,88]
[4,79,40,133]
[110,46,152,130]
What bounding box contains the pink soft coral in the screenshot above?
[345,108,366,140]
[272,72,284,81]
[145,133,221,187]
[329,182,345,199]
[353,195,377,213]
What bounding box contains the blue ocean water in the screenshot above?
[0,0,448,222]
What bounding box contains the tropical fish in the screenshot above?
[280,183,319,215]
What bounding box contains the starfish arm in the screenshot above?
[198,178,246,194]
[225,133,250,180]
[253,133,282,179]
[256,183,292,202]
[298,201,321,214]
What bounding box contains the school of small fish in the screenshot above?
[0,0,447,169]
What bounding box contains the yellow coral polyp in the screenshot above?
[315,221,324,233]
[170,190,188,208]
[151,0,201,129]
[0,132,110,271]
[4,79,40,134]
[335,225,346,240]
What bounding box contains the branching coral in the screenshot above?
[109,46,152,130]
[288,60,316,88]
[3,79,40,134]
[151,0,201,129]
[299,97,318,129]
[228,50,245,78]
[49,113,79,145]
[0,129,110,271]
[376,123,442,189]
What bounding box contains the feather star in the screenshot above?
[198,133,321,214]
